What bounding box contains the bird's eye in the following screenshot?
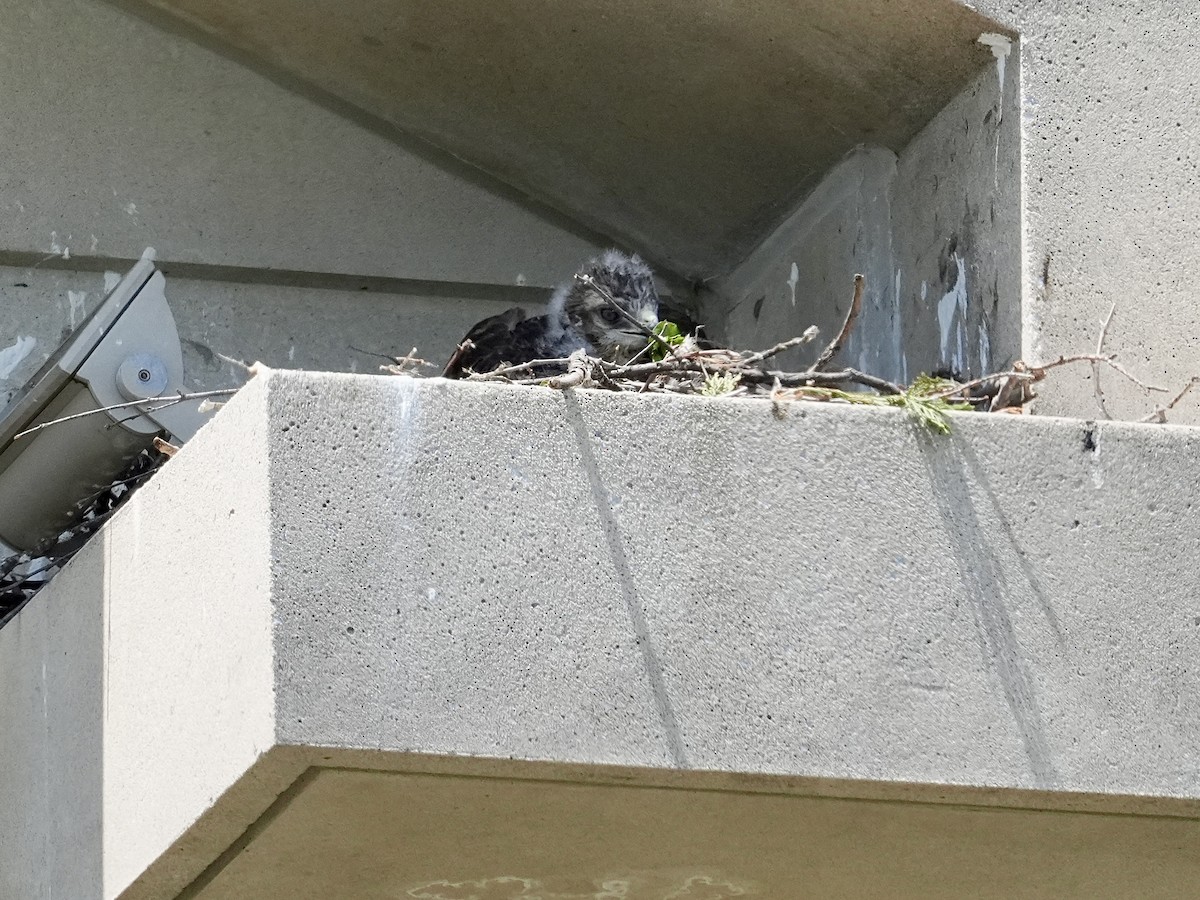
[599,307,621,324]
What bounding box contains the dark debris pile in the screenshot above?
[0,449,167,629]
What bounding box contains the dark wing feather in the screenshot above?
[444,307,551,378]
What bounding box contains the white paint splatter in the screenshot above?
[978,32,1013,184]
[514,273,527,286]
[937,254,968,373]
[893,268,907,387]
[103,271,122,293]
[288,345,295,362]
[920,281,928,301]
[978,320,991,373]
[124,202,138,217]
[89,234,98,253]
[0,336,37,379]
[48,231,69,259]
[786,262,799,306]
[978,33,1012,103]
[67,290,87,329]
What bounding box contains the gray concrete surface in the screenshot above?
[0,263,542,404]
[80,0,1200,426]
[0,0,626,422]
[105,0,1007,278]
[9,0,1196,427]
[0,0,601,286]
[716,54,1022,389]
[6,371,1200,897]
[964,0,1200,423]
[268,373,1200,793]
[0,546,104,899]
[0,377,276,900]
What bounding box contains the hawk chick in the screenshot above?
[443,250,660,378]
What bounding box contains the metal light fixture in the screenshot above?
[0,254,215,555]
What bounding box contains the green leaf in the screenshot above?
[650,320,685,361]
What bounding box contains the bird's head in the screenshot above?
[554,250,661,361]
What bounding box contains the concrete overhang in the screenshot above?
[6,372,1200,899]
[105,0,1011,278]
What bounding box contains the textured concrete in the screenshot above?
[78,0,1200,426]
[0,546,103,899]
[268,373,1200,793]
[969,0,1200,423]
[7,371,1200,898]
[0,380,276,900]
[0,0,600,283]
[716,58,1022,387]
[104,0,1007,278]
[0,264,541,403]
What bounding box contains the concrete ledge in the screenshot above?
[6,371,1200,898]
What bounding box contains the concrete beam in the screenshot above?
[5,372,1200,897]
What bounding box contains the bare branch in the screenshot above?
[740,326,820,366]
[462,357,573,380]
[1141,376,1200,423]
[13,389,239,441]
[1093,303,1117,419]
[809,274,865,372]
[1021,354,1168,393]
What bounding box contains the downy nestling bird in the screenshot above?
[443,250,661,378]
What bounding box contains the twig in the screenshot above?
[1093,303,1116,419]
[547,369,588,389]
[377,347,431,375]
[809,274,865,372]
[926,370,1036,401]
[1141,376,1200,423]
[463,357,573,380]
[1021,354,1168,393]
[1164,377,1200,411]
[755,367,904,394]
[13,388,238,440]
[153,437,180,457]
[740,326,820,366]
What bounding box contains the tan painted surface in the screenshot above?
[111,0,1005,278]
[187,766,1200,899]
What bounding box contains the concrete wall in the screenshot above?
[0,264,541,399]
[0,378,276,900]
[268,373,1200,795]
[705,0,1200,425]
[0,0,605,403]
[961,0,1200,422]
[0,544,104,899]
[5,371,1200,896]
[713,55,1021,385]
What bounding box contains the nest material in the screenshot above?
[0,449,166,628]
